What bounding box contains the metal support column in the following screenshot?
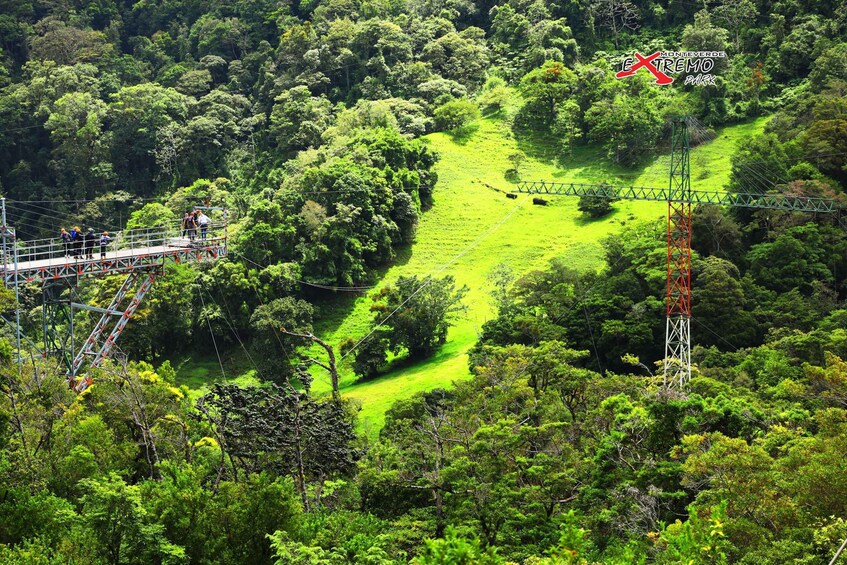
[42,280,75,370]
[69,269,158,392]
[664,118,692,387]
[68,271,141,380]
[90,271,156,369]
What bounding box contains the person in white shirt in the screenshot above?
[196,212,210,240]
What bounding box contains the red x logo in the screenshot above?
[616,52,674,85]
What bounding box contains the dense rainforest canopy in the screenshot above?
[1,0,847,562]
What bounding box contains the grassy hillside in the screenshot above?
[305,114,768,433]
[174,112,767,430]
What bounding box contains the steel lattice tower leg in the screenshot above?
[42,280,75,370]
[89,271,157,370]
[665,118,692,387]
[68,269,158,392]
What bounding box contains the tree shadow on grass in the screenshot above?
[352,342,457,385]
[572,206,626,228]
[480,107,506,120]
[513,125,666,185]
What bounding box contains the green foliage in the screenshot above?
[140,463,304,564]
[656,501,730,565]
[116,262,198,359]
[195,383,357,503]
[729,133,789,196]
[433,98,479,133]
[682,11,730,55]
[809,46,847,91]
[78,473,186,564]
[0,489,76,548]
[477,222,667,372]
[692,256,756,348]
[413,528,504,564]
[125,203,175,230]
[516,61,577,131]
[370,275,468,360]
[249,296,314,382]
[800,84,847,181]
[584,94,662,166]
[746,223,833,294]
[233,199,298,266]
[349,334,390,380]
[1,1,847,563]
[477,77,511,115]
[271,87,333,156]
[109,83,190,194]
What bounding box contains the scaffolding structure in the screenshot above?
[0,206,226,390]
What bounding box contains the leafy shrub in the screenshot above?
[433,99,480,132]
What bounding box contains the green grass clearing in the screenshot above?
[174,112,768,433]
[172,349,261,402]
[309,114,769,433]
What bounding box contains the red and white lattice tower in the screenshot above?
[664,118,692,386]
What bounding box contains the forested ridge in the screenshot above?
[2,0,847,562]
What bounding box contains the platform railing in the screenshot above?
[1,220,227,267]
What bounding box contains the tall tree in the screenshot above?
[588,0,640,48]
[45,91,114,200]
[370,275,468,359]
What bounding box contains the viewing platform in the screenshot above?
[1,222,227,287]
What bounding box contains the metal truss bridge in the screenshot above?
[0,215,227,391]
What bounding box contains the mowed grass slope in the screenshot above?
[309,114,769,433]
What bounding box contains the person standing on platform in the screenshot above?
[196,211,210,240]
[60,228,71,257]
[99,232,111,259]
[72,226,83,257]
[84,228,96,260]
[186,211,197,241]
[182,211,191,237]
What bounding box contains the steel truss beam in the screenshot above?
[69,270,158,392]
[3,241,225,286]
[1,221,227,388]
[513,118,847,389]
[516,182,840,214]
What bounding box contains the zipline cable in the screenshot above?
[197,284,226,381]
[338,194,532,361]
[198,279,267,381]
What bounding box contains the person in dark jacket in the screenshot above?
[84,228,96,260]
[72,226,83,257]
[186,212,197,241]
[99,232,111,259]
[182,212,191,237]
[60,228,71,257]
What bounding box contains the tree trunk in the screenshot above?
[280,329,340,402]
[434,488,445,538]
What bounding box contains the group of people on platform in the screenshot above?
[182,210,211,241]
[59,227,111,260]
[56,210,211,262]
